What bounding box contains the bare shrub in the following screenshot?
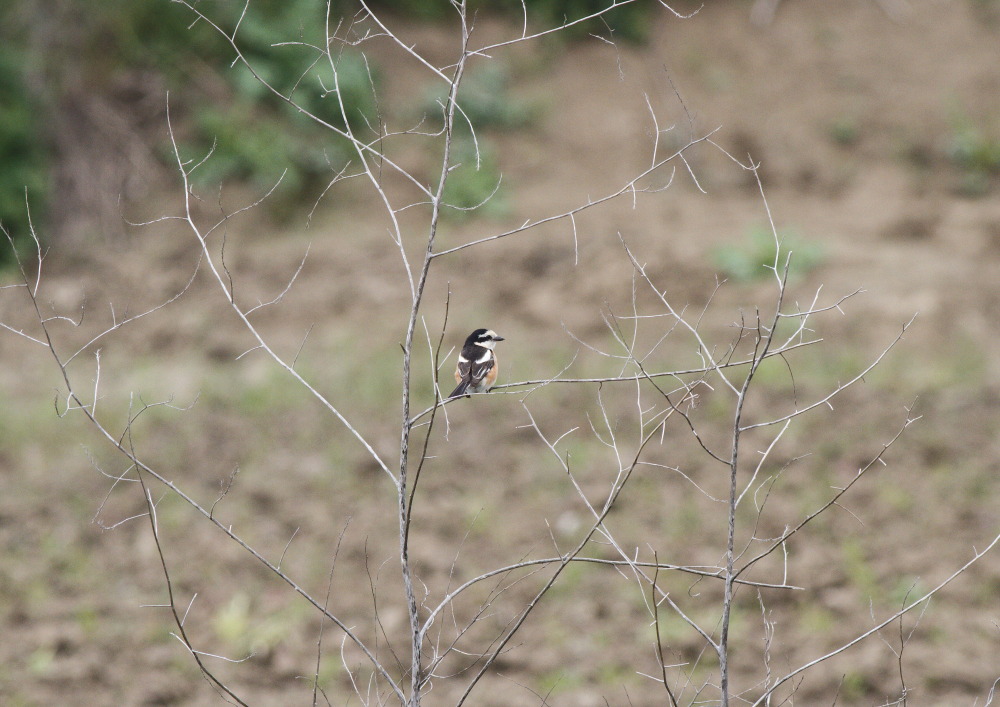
[2,2,998,705]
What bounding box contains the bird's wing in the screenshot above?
[464,353,495,386]
[453,350,495,390]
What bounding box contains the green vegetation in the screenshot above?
[0,0,652,262]
[423,62,538,133]
[422,62,539,219]
[839,670,875,702]
[537,667,585,694]
[947,113,1000,196]
[828,115,861,146]
[888,577,927,607]
[712,226,824,282]
[413,0,653,41]
[798,603,837,634]
[840,536,878,600]
[167,3,382,203]
[213,591,304,655]
[441,139,510,219]
[0,47,49,266]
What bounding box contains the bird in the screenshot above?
[449,328,505,399]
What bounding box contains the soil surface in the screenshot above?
[2,2,1000,705]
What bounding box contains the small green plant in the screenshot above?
[828,115,860,146]
[213,591,302,655]
[364,0,654,40]
[839,670,874,702]
[841,536,879,600]
[536,667,585,695]
[440,137,509,219]
[712,226,824,282]
[181,15,381,206]
[798,603,837,634]
[947,119,1000,196]
[490,0,653,43]
[27,646,55,677]
[888,577,927,607]
[422,62,538,133]
[189,107,311,191]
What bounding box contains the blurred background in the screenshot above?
[1,1,999,704]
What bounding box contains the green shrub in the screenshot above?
[468,0,654,42]
[424,62,538,133]
[947,117,1000,196]
[828,115,860,146]
[0,0,651,256]
[169,2,381,203]
[0,47,50,266]
[441,138,510,219]
[712,226,824,282]
[367,0,655,40]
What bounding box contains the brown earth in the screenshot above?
[2,1,1000,706]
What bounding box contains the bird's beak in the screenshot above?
[494,335,505,341]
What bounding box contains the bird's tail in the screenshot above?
[448,380,470,398]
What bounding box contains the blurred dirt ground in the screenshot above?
[2,1,1000,705]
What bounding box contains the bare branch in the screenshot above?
[751,530,1000,706]
[432,130,721,258]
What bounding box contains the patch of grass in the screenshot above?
[40,531,95,588]
[596,660,637,687]
[667,497,705,543]
[0,46,50,267]
[212,592,254,652]
[546,558,588,598]
[972,575,1000,604]
[326,338,402,410]
[187,107,324,195]
[712,226,824,282]
[213,591,306,656]
[74,606,101,637]
[877,482,914,513]
[839,670,874,702]
[457,497,497,540]
[424,62,538,133]
[649,607,691,644]
[863,334,987,392]
[421,61,536,221]
[683,51,733,92]
[651,602,743,666]
[491,0,654,43]
[536,667,585,695]
[27,646,55,677]
[313,656,345,694]
[233,368,305,417]
[946,109,1000,196]
[190,359,309,420]
[439,137,510,220]
[888,576,927,607]
[828,115,861,146]
[949,124,1000,172]
[798,603,837,634]
[747,354,795,390]
[394,0,654,41]
[0,395,62,455]
[751,346,867,394]
[841,536,878,600]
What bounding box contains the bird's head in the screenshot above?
[468,328,505,349]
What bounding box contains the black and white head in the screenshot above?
[467,328,504,350]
